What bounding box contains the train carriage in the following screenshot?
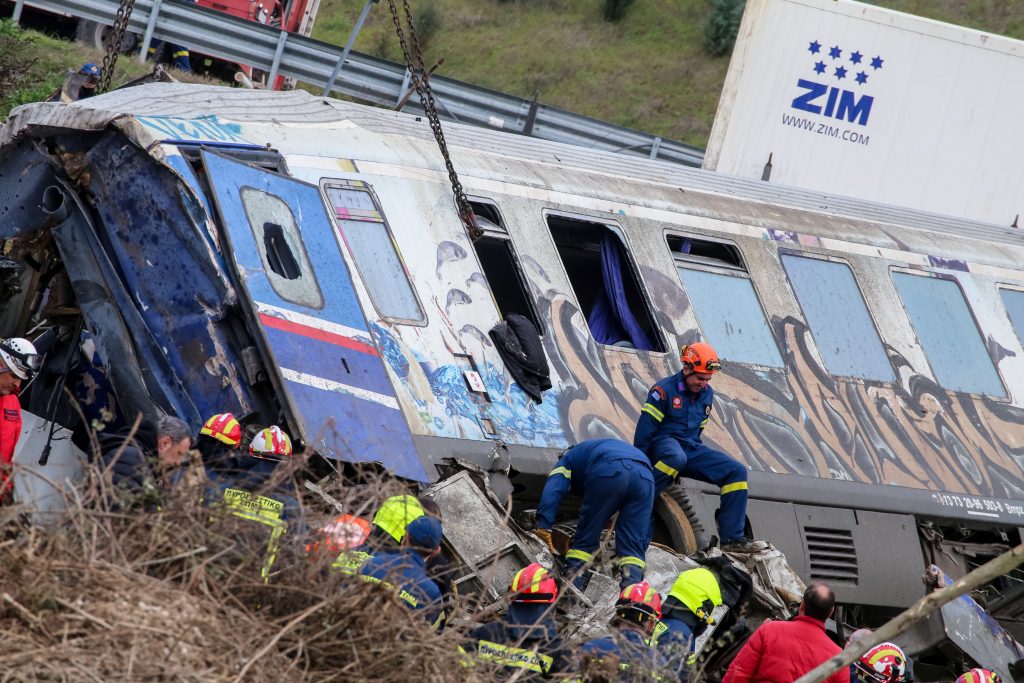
[2,84,1023,661]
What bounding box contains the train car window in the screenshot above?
[667,234,744,270]
[322,182,425,325]
[469,201,544,333]
[546,214,664,352]
[239,187,324,309]
[893,273,1005,397]
[675,263,783,368]
[999,288,1024,350]
[781,255,894,382]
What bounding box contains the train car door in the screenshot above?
[202,150,427,481]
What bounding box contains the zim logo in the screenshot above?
[790,41,884,127]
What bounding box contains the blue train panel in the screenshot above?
[201,151,427,481]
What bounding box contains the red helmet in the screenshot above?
[510,563,558,604]
[200,413,242,448]
[249,425,293,458]
[853,643,908,683]
[956,670,1003,683]
[616,581,662,623]
[681,342,721,374]
[305,513,372,557]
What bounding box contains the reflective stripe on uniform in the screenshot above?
[331,549,372,575]
[721,481,748,495]
[655,460,679,478]
[642,403,665,422]
[360,574,421,608]
[172,50,189,58]
[699,418,709,429]
[649,619,669,646]
[617,556,646,569]
[566,548,594,562]
[549,466,571,479]
[477,640,554,674]
[221,488,287,582]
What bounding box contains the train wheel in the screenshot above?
[655,483,706,555]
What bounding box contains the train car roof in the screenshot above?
[5,82,1021,254]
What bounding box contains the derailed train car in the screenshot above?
[2,84,1023,672]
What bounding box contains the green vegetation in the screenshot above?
[0,20,150,119]
[313,0,1024,148]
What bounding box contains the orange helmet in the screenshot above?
[616,581,662,623]
[956,670,1002,683]
[305,513,372,557]
[510,563,558,604]
[681,342,721,374]
[853,642,908,683]
[200,413,242,448]
[249,425,293,458]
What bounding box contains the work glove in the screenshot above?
[533,528,558,556]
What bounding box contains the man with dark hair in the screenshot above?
[723,582,849,683]
[97,414,192,504]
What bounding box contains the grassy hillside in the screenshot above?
[0,20,151,119]
[312,0,1024,148]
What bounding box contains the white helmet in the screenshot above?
[0,338,40,380]
[249,425,293,459]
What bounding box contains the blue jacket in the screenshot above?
[469,602,570,677]
[536,438,651,529]
[579,628,667,679]
[360,548,443,627]
[634,371,714,455]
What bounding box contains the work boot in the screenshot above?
[721,537,769,554]
[563,557,592,593]
[616,562,645,590]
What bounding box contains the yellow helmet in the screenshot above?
[372,495,425,543]
[668,568,722,623]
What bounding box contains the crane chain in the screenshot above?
[386,0,481,241]
[97,0,138,94]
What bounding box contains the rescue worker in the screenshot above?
[146,0,194,72]
[534,438,655,591]
[359,514,445,628]
[199,416,302,582]
[0,338,39,501]
[956,670,1002,683]
[851,642,909,682]
[331,494,425,575]
[468,563,570,678]
[76,63,100,99]
[577,582,669,680]
[654,567,723,663]
[96,415,192,506]
[634,342,763,553]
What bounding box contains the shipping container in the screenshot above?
[704,0,1024,227]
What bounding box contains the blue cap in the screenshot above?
[79,63,101,78]
[405,515,442,549]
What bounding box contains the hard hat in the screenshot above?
[668,568,722,624]
[680,342,721,374]
[956,670,1002,683]
[510,563,558,604]
[372,495,425,544]
[249,425,292,458]
[853,642,908,683]
[616,581,662,623]
[405,515,442,550]
[0,338,40,380]
[79,63,101,78]
[305,513,371,557]
[199,413,242,448]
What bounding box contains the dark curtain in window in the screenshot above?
[587,233,655,350]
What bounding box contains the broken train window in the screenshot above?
[322,181,425,325]
[546,213,664,352]
[239,187,324,309]
[469,200,544,334]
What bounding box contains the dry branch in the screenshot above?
[794,543,1024,683]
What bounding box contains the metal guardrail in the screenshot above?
[14,0,705,167]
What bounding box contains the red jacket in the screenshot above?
[0,394,21,498]
[723,616,850,683]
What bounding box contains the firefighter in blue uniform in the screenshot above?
[534,438,655,591]
[359,515,445,628]
[577,582,670,680]
[634,342,764,553]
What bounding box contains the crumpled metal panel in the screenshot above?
[79,131,257,426]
